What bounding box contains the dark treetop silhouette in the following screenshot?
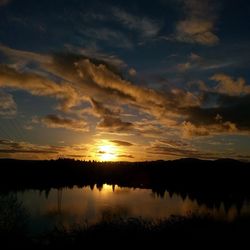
[0,158,250,210]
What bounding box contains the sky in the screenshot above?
[0,0,250,161]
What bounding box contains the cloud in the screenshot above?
[182,121,237,138]
[149,145,197,158]
[0,139,58,158]
[188,80,209,92]
[183,74,250,132]
[128,68,137,77]
[0,65,80,112]
[147,139,213,159]
[89,98,133,134]
[72,57,197,124]
[0,45,201,130]
[176,20,219,46]
[182,121,210,137]
[110,140,133,146]
[74,58,160,105]
[81,28,133,49]
[117,154,134,159]
[41,114,89,132]
[65,44,127,69]
[0,44,50,65]
[177,62,192,72]
[0,0,11,7]
[211,74,250,96]
[0,139,21,148]
[0,91,17,116]
[174,0,219,45]
[181,74,250,134]
[97,116,133,133]
[112,8,161,38]
[97,151,106,155]
[89,98,119,117]
[175,53,233,73]
[81,12,107,22]
[0,139,90,160]
[212,94,250,129]
[132,120,166,138]
[23,116,40,130]
[170,88,201,108]
[182,93,250,132]
[65,154,86,158]
[1,45,250,141]
[190,52,202,61]
[147,139,239,160]
[0,149,57,154]
[176,52,202,72]
[156,139,189,148]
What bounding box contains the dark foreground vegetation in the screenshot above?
[1,158,250,245]
[38,214,250,244]
[1,194,250,247]
[0,158,250,209]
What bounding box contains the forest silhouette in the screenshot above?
[0,158,250,210]
[1,158,250,244]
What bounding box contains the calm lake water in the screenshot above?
[12,184,250,234]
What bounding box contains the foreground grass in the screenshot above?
[25,214,250,247]
[2,214,250,247]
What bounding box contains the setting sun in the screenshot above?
[98,144,117,161]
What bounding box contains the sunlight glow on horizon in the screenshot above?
[98,143,118,161]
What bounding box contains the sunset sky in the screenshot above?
[0,0,250,161]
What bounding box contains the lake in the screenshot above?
[8,184,250,235]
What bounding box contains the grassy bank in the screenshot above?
[2,213,250,247]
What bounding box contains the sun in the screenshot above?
[98,144,117,161]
